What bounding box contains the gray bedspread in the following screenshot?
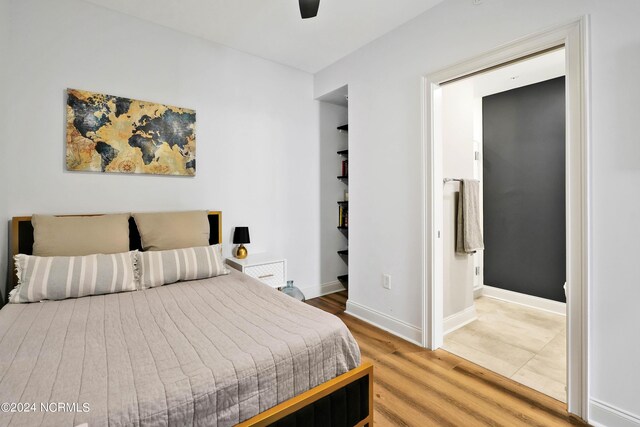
[0,270,360,426]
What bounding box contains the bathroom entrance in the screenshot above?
[441,48,567,402]
[422,18,589,418]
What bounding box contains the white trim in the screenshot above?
[473,284,484,299]
[346,300,422,346]
[566,16,591,420]
[421,17,590,419]
[443,305,477,335]
[299,281,345,300]
[482,285,566,316]
[589,399,640,427]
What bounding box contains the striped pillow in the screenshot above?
[10,251,138,303]
[138,245,229,289]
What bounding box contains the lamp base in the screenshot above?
[235,244,248,259]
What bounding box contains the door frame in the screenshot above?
[420,17,590,419]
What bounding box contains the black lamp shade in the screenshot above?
[299,0,320,18]
[233,227,250,244]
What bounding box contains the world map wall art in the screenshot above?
[66,89,196,176]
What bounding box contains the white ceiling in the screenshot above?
[82,0,444,73]
[470,48,566,97]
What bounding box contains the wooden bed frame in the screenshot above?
[7,211,374,427]
[239,362,373,427]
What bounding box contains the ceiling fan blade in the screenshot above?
[299,0,320,19]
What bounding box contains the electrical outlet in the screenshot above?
[383,274,391,290]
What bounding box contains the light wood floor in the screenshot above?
[307,291,588,427]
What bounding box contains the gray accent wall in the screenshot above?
[482,77,566,302]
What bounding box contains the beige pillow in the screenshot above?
[133,210,210,251]
[32,214,131,256]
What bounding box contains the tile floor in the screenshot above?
[443,296,567,402]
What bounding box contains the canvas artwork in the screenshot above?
[66,89,196,176]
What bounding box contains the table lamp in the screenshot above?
[233,227,250,259]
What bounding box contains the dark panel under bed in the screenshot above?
[269,374,370,427]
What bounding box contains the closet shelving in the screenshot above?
[337,125,349,287]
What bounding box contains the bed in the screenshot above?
[1,212,373,427]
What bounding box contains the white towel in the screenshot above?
[456,179,484,254]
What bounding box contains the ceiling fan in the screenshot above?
[299,0,320,19]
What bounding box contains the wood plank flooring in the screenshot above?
[307,291,589,427]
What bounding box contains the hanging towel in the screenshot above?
[456,179,484,254]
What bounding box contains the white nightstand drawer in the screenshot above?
[244,262,285,288]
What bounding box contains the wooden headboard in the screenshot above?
[8,211,222,295]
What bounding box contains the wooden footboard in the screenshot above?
[237,362,374,427]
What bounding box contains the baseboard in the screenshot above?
[589,398,640,427]
[443,305,477,335]
[345,300,422,346]
[299,281,345,300]
[482,285,566,316]
[473,284,484,299]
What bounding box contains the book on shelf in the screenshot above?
[338,205,349,228]
[341,160,348,177]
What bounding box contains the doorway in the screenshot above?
[422,18,589,419]
[439,49,569,401]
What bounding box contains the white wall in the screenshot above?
[319,102,348,285]
[314,0,640,422]
[0,0,321,297]
[0,0,9,302]
[442,79,476,318]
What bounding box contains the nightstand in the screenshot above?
[226,253,287,289]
